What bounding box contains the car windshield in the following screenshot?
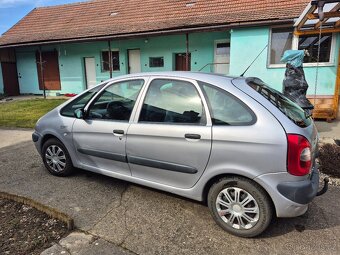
[246,78,312,128]
[60,84,106,117]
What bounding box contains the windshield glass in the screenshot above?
[246,78,312,128]
[60,84,106,117]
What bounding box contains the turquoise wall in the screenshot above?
[0,62,3,94]
[14,28,339,96]
[15,31,228,95]
[229,27,339,95]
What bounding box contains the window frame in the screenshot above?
[59,82,107,118]
[134,77,212,126]
[82,78,148,122]
[149,57,164,68]
[267,26,336,68]
[198,81,257,126]
[101,49,120,72]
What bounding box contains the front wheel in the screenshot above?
[42,138,74,177]
[208,176,273,237]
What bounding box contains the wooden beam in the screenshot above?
[334,50,340,119]
[294,27,340,35]
[307,11,340,19]
[297,5,317,30]
[335,19,340,27]
[315,3,340,29]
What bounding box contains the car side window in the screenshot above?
[88,79,144,121]
[60,84,105,117]
[200,82,255,126]
[139,79,205,125]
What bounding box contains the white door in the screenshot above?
[128,49,141,74]
[214,40,230,75]
[84,57,97,89]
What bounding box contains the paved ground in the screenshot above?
[315,121,340,139]
[0,128,339,254]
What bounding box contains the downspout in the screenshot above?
[38,46,46,99]
[108,40,113,78]
[185,33,189,71]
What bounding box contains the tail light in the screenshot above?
[287,134,312,176]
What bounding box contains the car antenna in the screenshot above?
[240,44,268,77]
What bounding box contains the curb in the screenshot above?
[0,191,74,230]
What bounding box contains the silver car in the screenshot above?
[33,72,325,237]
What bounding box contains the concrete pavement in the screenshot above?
[0,128,339,254]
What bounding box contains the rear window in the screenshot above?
[246,78,312,128]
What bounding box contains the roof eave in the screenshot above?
[0,18,295,49]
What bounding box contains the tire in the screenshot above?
[207,176,273,238]
[41,138,74,177]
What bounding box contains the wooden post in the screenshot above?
[185,33,189,71]
[108,40,113,78]
[334,50,340,119]
[38,46,46,99]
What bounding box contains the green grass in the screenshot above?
[0,99,67,128]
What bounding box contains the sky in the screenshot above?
[0,0,87,35]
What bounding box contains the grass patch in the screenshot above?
[0,99,67,128]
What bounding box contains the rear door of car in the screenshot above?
[126,77,212,189]
[72,78,147,175]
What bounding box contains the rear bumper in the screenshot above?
[254,166,322,218]
[277,168,319,204]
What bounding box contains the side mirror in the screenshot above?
[74,109,85,119]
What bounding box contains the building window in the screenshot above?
[269,28,293,65]
[101,51,120,71]
[298,33,332,63]
[149,57,164,68]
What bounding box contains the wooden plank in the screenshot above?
[294,27,340,35]
[307,11,340,19]
[335,19,340,27]
[315,3,340,29]
[296,4,317,30]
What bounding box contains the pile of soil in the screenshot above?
[318,143,340,179]
[0,198,69,255]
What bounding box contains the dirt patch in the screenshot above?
[319,143,340,179]
[0,198,69,255]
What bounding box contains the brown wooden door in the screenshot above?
[36,51,61,90]
[1,62,20,96]
[175,53,191,71]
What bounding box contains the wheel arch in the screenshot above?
[201,173,276,215]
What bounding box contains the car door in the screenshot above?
[126,77,212,189]
[72,78,146,175]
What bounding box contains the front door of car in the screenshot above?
[126,78,212,189]
[72,79,145,175]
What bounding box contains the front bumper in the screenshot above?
[32,131,42,155]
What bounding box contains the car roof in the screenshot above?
[105,71,243,90]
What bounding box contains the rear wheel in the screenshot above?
[42,138,74,177]
[208,176,273,237]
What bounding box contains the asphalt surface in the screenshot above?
[0,132,339,254]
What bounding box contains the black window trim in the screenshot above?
[84,78,146,122]
[197,80,257,126]
[137,78,208,126]
[59,83,106,118]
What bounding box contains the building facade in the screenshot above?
[0,0,339,120]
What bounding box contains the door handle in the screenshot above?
[113,129,125,136]
[185,134,201,140]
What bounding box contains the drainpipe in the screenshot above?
[185,33,189,71]
[38,46,46,99]
[108,40,113,78]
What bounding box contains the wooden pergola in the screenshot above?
[294,0,340,121]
